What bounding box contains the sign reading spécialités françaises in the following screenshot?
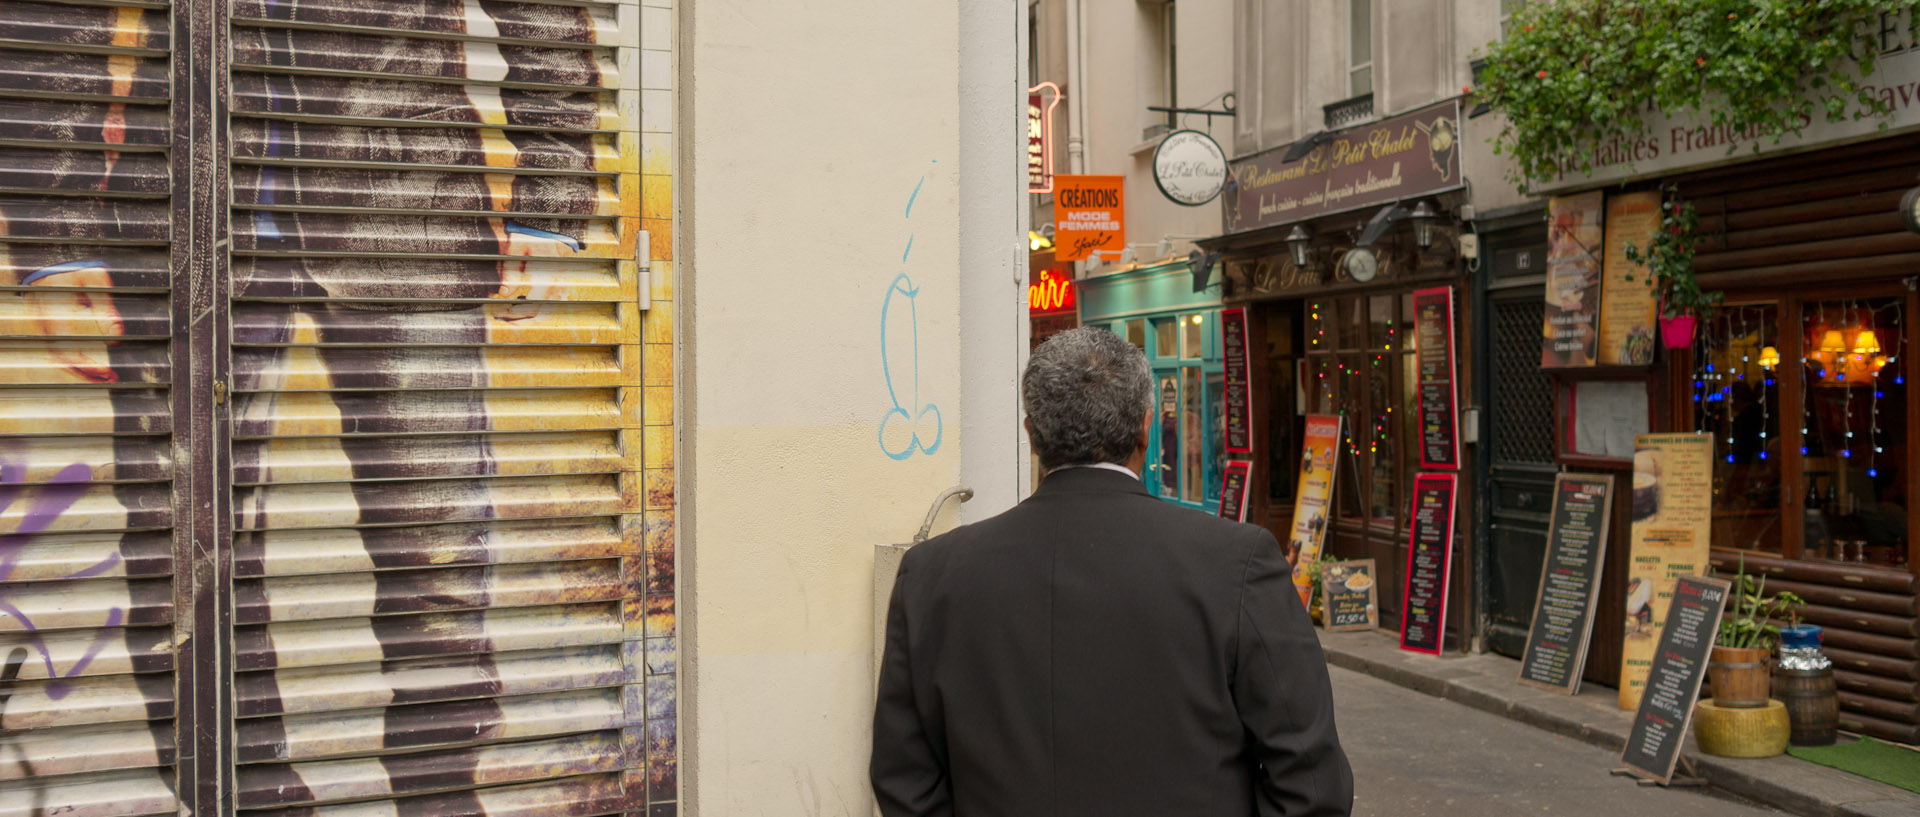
[1531,37,1919,194]
[1222,100,1462,235]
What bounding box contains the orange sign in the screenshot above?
[1028,268,1075,314]
[1054,175,1125,262]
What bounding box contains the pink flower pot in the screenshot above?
[1661,314,1698,349]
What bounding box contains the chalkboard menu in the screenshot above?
[1321,559,1378,632]
[1221,307,1252,454]
[1399,473,1458,655]
[1217,460,1251,522]
[1620,574,1730,784]
[1412,287,1460,470]
[1517,474,1614,693]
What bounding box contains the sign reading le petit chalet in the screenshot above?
[1223,100,1463,235]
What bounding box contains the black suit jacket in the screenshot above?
[872,467,1353,816]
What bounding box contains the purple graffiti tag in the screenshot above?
[0,461,124,698]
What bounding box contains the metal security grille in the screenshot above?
[224,0,648,813]
[0,2,180,814]
[1490,297,1554,466]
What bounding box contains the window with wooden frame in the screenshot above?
[1303,293,1416,529]
[1671,287,1917,574]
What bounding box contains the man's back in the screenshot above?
[872,467,1353,816]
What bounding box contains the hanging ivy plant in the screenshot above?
[1473,0,1909,187]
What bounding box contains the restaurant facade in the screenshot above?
[1204,99,1475,642]
[1512,27,1920,743]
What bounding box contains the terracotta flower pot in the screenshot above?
[1708,645,1772,708]
[1660,314,1698,349]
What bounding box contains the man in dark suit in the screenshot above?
[872,327,1352,816]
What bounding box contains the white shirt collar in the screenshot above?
[1046,462,1140,481]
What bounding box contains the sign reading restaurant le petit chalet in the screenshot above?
[1223,100,1463,235]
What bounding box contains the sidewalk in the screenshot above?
[1318,629,1920,817]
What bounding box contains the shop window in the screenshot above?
[1154,318,1177,360]
[1125,319,1147,353]
[1338,298,1366,351]
[1798,298,1907,568]
[1308,301,1332,351]
[1183,367,1204,503]
[1368,294,1397,349]
[1207,370,1226,504]
[1154,372,1180,500]
[1365,352,1396,520]
[1307,294,1419,529]
[1182,312,1205,359]
[1692,304,1783,554]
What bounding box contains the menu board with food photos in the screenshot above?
[1321,559,1379,632]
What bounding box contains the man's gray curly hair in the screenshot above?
[1022,326,1153,471]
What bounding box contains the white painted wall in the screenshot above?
[680,0,1022,813]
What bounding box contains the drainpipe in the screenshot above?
[1065,0,1088,175]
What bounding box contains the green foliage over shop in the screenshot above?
[1474,0,1912,186]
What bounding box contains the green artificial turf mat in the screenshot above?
[1787,736,1920,794]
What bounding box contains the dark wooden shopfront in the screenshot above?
[1221,203,1474,646]
[1563,133,1920,743]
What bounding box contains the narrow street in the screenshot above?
[1332,667,1783,816]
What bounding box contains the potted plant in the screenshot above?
[1710,562,1804,708]
[1622,188,1722,349]
[1302,554,1343,624]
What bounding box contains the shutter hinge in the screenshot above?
[637,230,653,311]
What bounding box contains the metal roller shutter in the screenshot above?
[224,0,649,813]
[0,0,180,814]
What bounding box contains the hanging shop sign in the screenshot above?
[1541,191,1605,368]
[1054,174,1126,262]
[1619,574,1732,784]
[1221,307,1252,453]
[1287,414,1344,609]
[1028,82,1063,194]
[1598,191,1661,366]
[1411,287,1460,470]
[1517,473,1615,694]
[1028,267,1075,314]
[1901,185,1920,235]
[1618,432,1714,711]
[1217,459,1251,522]
[1321,559,1379,633]
[1152,129,1229,206]
[1400,472,1459,655]
[1531,45,1919,194]
[1222,100,1461,234]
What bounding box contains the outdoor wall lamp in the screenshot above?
[1286,225,1314,269]
[1408,200,1438,249]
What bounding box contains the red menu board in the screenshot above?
[1412,287,1460,470]
[1221,307,1252,453]
[1217,460,1251,522]
[1399,472,1458,655]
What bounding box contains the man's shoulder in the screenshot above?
[907,492,1273,565]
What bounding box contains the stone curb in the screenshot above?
[1319,631,1920,817]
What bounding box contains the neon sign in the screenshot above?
[1028,82,1063,195]
[1029,268,1075,314]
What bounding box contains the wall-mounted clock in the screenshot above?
[1344,247,1379,282]
[1901,185,1920,235]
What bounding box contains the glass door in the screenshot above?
[1139,312,1226,510]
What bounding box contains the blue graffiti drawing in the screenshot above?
[879,167,943,460]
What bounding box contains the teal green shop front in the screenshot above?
[1078,261,1227,512]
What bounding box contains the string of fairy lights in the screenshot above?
[1689,298,1905,550]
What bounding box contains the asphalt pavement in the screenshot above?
[1331,666,1785,816]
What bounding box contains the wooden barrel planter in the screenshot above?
[1774,666,1839,746]
[1708,645,1772,708]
